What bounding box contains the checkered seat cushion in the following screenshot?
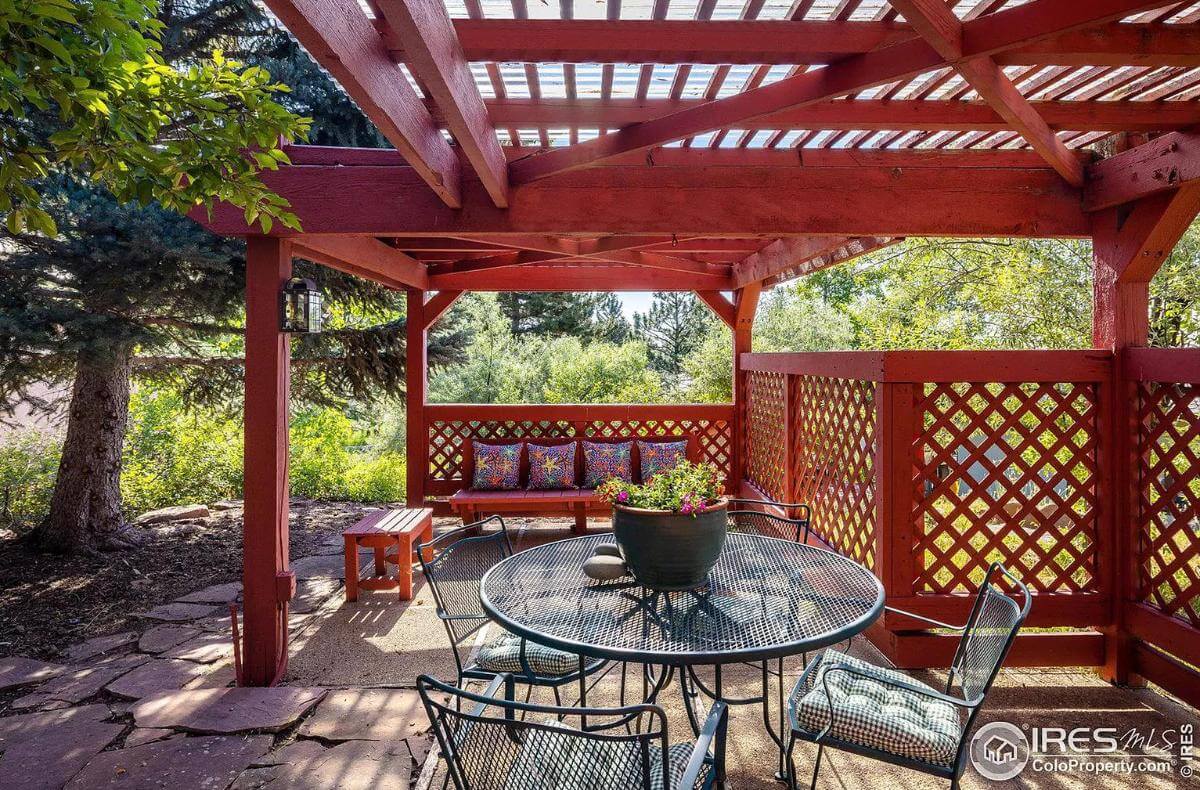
[503,724,710,789]
[789,650,963,766]
[475,630,580,676]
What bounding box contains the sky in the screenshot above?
[617,292,653,319]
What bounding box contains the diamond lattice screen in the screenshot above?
[1136,381,1200,629]
[743,371,788,502]
[912,381,1100,594]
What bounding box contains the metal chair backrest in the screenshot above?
[726,498,811,543]
[418,674,671,790]
[417,516,512,645]
[949,562,1031,705]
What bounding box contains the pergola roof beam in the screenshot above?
[375,0,509,208]
[507,0,1172,184]
[1084,130,1200,210]
[293,235,430,290]
[889,0,1084,186]
[261,0,462,207]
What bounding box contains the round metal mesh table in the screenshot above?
[480,533,884,665]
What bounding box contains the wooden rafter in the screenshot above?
[507,0,1171,184]
[381,19,1200,68]
[376,0,509,207]
[1085,130,1200,210]
[292,234,430,290]
[261,0,461,206]
[427,263,734,291]
[695,291,736,329]
[889,0,1084,186]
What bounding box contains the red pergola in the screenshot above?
[196,0,1200,700]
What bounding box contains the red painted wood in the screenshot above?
[193,161,1090,238]
[1085,130,1200,211]
[875,382,918,600]
[505,0,1163,182]
[733,237,849,288]
[694,291,736,329]
[260,0,461,206]
[405,289,427,509]
[731,285,761,488]
[242,237,293,686]
[1127,603,1200,669]
[293,235,429,290]
[1131,643,1200,710]
[343,508,433,601]
[740,350,1112,382]
[883,592,1110,629]
[392,19,1200,69]
[429,263,733,291]
[420,290,463,329]
[470,97,1200,133]
[1123,347,1200,384]
[376,0,508,208]
[870,626,1107,669]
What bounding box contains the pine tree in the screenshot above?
[590,294,631,343]
[496,293,605,337]
[633,293,711,380]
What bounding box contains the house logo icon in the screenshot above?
[971,722,1029,781]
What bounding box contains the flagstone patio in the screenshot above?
[1,516,1196,790]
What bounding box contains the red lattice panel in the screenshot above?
[912,382,1100,594]
[426,414,734,487]
[1136,381,1200,629]
[743,371,788,502]
[792,376,877,570]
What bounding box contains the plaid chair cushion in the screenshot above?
[475,630,580,676]
[504,724,708,789]
[790,651,962,766]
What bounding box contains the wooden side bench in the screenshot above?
[343,507,433,601]
[449,435,699,532]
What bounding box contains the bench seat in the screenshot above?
[449,489,601,533]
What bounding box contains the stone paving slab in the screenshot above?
[106,658,214,700]
[66,733,272,790]
[0,704,124,790]
[137,602,219,622]
[138,624,200,653]
[176,581,242,604]
[291,577,342,614]
[163,632,234,663]
[0,655,66,691]
[298,688,430,742]
[231,739,412,790]
[123,727,175,748]
[33,653,150,704]
[131,687,326,734]
[62,632,138,663]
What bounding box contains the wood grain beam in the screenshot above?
[428,263,734,291]
[695,290,736,328]
[292,234,430,289]
[1085,130,1200,210]
[421,289,464,329]
[261,0,461,206]
[506,0,1169,184]
[733,237,853,288]
[889,0,1084,186]
[376,0,508,207]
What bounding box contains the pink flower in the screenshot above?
[617,490,629,503]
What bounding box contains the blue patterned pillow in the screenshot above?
[471,442,522,490]
[528,443,576,490]
[582,441,633,489]
[638,440,688,482]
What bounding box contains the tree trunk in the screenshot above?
[35,345,138,554]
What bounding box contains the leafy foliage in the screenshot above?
[597,461,725,514]
[1,0,310,235]
[633,293,712,382]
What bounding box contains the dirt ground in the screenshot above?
[0,499,371,660]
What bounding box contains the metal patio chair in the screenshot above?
[418,673,728,790]
[784,562,1031,790]
[416,515,610,703]
[726,498,812,543]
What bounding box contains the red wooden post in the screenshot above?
[874,381,918,600]
[406,288,428,508]
[732,284,761,487]
[242,237,293,686]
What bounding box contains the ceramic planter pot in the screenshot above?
[611,500,728,591]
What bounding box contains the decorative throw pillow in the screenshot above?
[638,440,688,482]
[471,442,522,490]
[528,443,576,490]
[581,441,633,489]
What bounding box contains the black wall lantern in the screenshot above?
[280,277,323,334]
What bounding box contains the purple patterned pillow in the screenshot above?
[638,440,688,482]
[528,443,576,490]
[582,441,633,489]
[471,442,522,490]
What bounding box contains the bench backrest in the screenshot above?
[461,434,698,489]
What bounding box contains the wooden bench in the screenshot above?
[449,435,699,533]
[343,507,433,601]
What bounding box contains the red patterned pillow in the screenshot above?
[638,440,688,482]
[528,443,576,490]
[471,442,522,490]
[582,441,633,489]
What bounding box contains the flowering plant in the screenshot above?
[596,461,725,515]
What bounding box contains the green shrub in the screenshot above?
[0,430,61,529]
[342,453,406,503]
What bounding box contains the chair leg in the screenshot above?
[809,743,824,790]
[784,736,799,790]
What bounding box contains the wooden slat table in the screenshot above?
[343,508,434,601]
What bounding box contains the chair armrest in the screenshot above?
[883,605,967,631]
[678,702,728,790]
[813,663,975,741]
